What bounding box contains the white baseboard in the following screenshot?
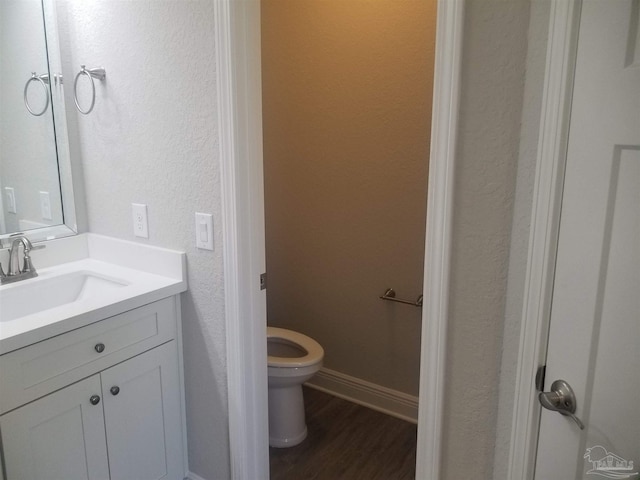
[305,367,418,424]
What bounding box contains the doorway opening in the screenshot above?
[260,0,437,477]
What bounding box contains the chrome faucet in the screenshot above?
[0,234,45,285]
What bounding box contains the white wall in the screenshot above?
[55,2,229,478]
[493,1,551,477]
[441,1,532,478]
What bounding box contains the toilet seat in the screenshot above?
[267,327,324,368]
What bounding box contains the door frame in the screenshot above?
[215,0,270,479]
[505,1,582,478]
[215,0,464,479]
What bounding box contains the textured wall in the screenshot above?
[493,1,551,477]
[440,1,531,478]
[0,0,63,233]
[55,2,229,479]
[262,0,436,396]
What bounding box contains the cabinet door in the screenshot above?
[101,341,184,480]
[0,375,110,480]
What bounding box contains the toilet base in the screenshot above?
[269,426,307,448]
[268,383,308,448]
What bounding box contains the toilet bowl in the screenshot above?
[267,326,324,448]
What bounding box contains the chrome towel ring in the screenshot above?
[24,72,50,116]
[73,65,106,115]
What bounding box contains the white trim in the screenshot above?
[215,1,269,479]
[306,368,419,424]
[506,1,582,479]
[415,1,464,479]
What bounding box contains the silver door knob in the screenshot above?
[538,379,585,430]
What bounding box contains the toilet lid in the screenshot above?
[267,327,324,368]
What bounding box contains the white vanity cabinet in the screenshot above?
[100,341,183,480]
[0,296,186,480]
[1,374,111,480]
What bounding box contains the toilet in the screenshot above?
[267,326,324,448]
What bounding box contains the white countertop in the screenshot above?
[0,234,187,354]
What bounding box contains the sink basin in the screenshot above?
[0,234,187,355]
[0,271,128,323]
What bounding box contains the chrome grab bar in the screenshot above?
[379,288,423,308]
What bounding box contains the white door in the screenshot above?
[0,374,110,480]
[101,341,184,480]
[534,1,640,479]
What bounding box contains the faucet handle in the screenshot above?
[22,256,34,273]
[21,244,44,273]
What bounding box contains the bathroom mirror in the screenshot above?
[0,0,78,245]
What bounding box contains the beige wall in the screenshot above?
[262,0,436,396]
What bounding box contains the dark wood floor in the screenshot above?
[269,387,417,480]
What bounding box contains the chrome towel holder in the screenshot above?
[24,72,50,116]
[379,288,423,308]
[74,65,106,115]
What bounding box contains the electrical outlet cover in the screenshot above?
[132,203,149,238]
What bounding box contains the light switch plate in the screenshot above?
[132,203,149,238]
[195,212,213,250]
[5,187,16,214]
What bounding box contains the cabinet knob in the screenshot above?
[110,386,120,396]
[89,395,101,405]
[94,343,105,353]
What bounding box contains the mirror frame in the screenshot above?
[0,0,80,247]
